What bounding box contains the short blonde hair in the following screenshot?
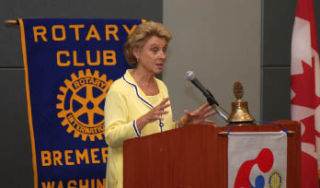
[124,21,172,67]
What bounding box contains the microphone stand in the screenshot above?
[206,90,230,122]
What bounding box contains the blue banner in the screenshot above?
[18,18,143,188]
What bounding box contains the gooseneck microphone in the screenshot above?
[185,71,219,106]
[185,71,229,122]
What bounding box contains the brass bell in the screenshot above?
[228,82,255,124]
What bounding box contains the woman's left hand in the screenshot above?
[183,103,216,126]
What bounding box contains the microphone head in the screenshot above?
[185,71,195,80]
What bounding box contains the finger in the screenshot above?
[153,114,162,121]
[183,110,193,122]
[154,104,170,115]
[155,98,170,110]
[196,102,209,112]
[203,102,210,109]
[184,109,191,116]
[204,110,217,118]
[155,110,169,116]
[160,97,170,105]
[159,111,169,120]
[202,119,216,125]
[160,103,171,110]
[203,104,214,113]
[197,103,211,114]
[161,110,169,115]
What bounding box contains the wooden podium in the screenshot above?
[123,120,300,187]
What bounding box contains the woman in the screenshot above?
[104,21,216,188]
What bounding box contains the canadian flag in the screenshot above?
[291,0,320,187]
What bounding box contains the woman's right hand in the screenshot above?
[136,97,171,132]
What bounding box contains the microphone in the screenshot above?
[185,71,229,122]
[185,71,219,106]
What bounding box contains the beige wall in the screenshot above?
[163,0,261,125]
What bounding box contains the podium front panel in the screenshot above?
[123,120,300,188]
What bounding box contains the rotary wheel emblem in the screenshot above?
[56,69,113,141]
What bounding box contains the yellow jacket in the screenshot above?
[104,69,174,188]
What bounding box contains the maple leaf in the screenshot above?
[291,60,320,108]
[300,115,320,145]
[291,59,320,146]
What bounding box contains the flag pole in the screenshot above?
[5,20,18,25]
